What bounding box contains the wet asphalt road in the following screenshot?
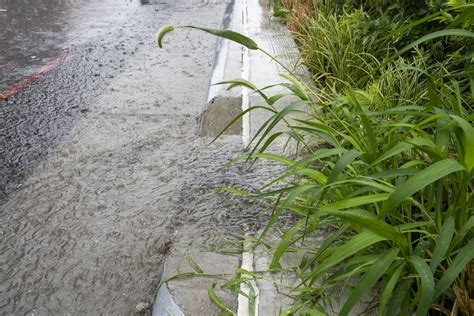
[0,0,271,314]
[0,0,161,201]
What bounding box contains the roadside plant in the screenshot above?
[157,4,474,314]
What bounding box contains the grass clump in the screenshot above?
[157,0,473,314]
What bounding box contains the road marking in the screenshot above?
[2,55,67,98]
[0,63,16,69]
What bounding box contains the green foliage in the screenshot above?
[204,19,473,313]
[230,64,473,313]
[158,1,474,314]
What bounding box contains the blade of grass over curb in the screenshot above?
[156,25,259,50]
[186,255,204,274]
[381,159,465,217]
[211,105,276,143]
[410,256,435,316]
[270,219,309,269]
[184,26,259,50]
[279,73,311,101]
[259,186,317,243]
[247,100,307,158]
[208,283,235,315]
[340,249,398,316]
[156,271,223,290]
[216,78,269,102]
[228,152,294,167]
[320,194,390,211]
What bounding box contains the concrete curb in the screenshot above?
[153,0,305,314]
[152,249,240,315]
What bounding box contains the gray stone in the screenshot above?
[199,96,243,137]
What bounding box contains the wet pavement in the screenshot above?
[0,0,272,314]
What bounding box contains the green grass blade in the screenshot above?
[386,279,412,315]
[231,152,294,166]
[381,159,465,217]
[211,105,276,143]
[321,209,406,247]
[320,194,390,211]
[430,217,455,273]
[410,255,435,315]
[434,238,474,299]
[388,29,474,64]
[455,216,474,248]
[208,283,235,315]
[248,101,306,157]
[216,78,269,102]
[279,73,311,101]
[186,255,204,273]
[305,230,387,284]
[267,93,287,105]
[340,249,398,316]
[259,132,285,153]
[291,148,347,169]
[270,219,308,269]
[259,185,317,242]
[294,167,327,185]
[327,149,361,184]
[306,223,350,269]
[184,26,259,50]
[156,25,175,48]
[450,115,474,172]
[377,262,406,316]
[369,142,414,167]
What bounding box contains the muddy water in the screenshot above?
[0,0,274,314]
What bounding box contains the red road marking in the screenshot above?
[0,63,16,69]
[2,55,67,98]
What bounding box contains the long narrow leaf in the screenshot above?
[434,239,474,299]
[410,256,435,315]
[381,159,465,217]
[183,26,259,50]
[327,149,361,184]
[378,263,406,316]
[305,230,387,284]
[340,249,398,316]
[321,209,406,247]
[430,217,455,273]
[208,283,235,315]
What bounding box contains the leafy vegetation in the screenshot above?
[157,0,473,314]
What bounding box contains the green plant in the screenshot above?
[157,8,474,315]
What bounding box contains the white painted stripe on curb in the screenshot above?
[238,247,259,316]
[241,0,251,147]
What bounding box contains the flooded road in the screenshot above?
[0,0,270,314]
